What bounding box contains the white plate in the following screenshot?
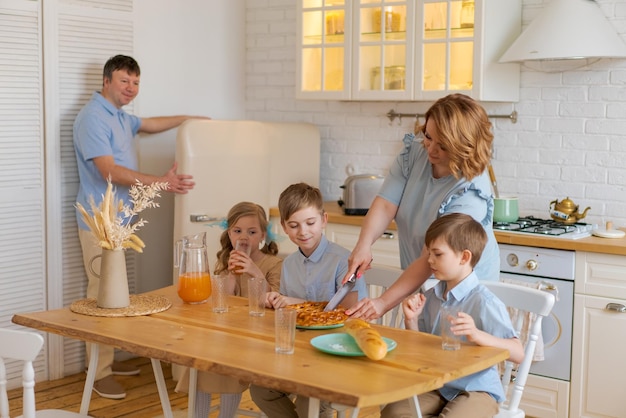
[592,229,625,239]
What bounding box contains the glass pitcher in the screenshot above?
[174,232,212,304]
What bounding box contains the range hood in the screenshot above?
[500,0,626,62]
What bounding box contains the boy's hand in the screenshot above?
[402,293,425,330]
[267,292,305,309]
[402,293,426,320]
[449,311,480,342]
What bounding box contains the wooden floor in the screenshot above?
[8,357,381,417]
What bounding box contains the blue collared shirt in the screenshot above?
[281,235,367,301]
[73,91,142,230]
[418,272,516,402]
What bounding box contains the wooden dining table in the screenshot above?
[12,285,509,418]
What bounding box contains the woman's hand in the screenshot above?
[343,244,373,284]
[341,197,398,284]
[345,297,386,321]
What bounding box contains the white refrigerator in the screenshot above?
[172,119,320,286]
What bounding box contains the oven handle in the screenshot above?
[606,303,626,313]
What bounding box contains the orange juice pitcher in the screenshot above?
[174,232,212,304]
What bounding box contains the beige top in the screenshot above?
[234,253,282,296]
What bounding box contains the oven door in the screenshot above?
[500,273,573,381]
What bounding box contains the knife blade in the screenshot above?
[324,268,359,312]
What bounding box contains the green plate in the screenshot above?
[296,323,344,330]
[310,333,397,357]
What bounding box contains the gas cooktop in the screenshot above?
[493,216,593,240]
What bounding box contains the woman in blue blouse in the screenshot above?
[346,94,499,321]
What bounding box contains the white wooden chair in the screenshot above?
[363,264,405,328]
[0,328,93,418]
[482,281,556,418]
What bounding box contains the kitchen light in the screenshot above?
[499,0,626,62]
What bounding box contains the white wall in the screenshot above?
[245,0,626,229]
[133,0,246,291]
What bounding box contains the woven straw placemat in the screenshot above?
[70,294,172,317]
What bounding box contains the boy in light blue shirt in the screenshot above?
[383,213,524,418]
[251,182,366,418]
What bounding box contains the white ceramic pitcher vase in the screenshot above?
[89,249,130,308]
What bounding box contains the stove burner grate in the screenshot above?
[494,216,591,237]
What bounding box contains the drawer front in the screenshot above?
[516,375,569,418]
[575,252,626,299]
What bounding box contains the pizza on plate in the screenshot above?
[286,301,349,327]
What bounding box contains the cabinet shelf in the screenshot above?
[304,30,408,43]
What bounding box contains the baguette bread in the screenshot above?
[345,318,387,360]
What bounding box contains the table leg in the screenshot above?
[307,398,320,418]
[151,358,174,418]
[349,408,360,418]
[408,394,423,418]
[188,368,198,418]
[80,344,99,415]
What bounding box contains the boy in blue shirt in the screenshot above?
[383,213,524,418]
[251,182,366,418]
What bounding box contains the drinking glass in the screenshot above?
[232,239,252,276]
[211,274,229,313]
[440,305,461,350]
[248,276,266,317]
[275,308,297,354]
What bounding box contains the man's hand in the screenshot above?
[163,162,195,194]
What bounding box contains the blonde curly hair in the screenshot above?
[415,94,493,180]
[214,202,278,275]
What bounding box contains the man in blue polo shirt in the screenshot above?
[73,54,208,399]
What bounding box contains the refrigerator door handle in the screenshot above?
[190,215,218,223]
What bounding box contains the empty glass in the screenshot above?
[248,276,266,317]
[275,308,297,354]
[440,305,461,350]
[211,274,229,313]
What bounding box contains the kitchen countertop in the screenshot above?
[270,202,626,256]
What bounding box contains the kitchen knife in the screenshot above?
[324,268,359,312]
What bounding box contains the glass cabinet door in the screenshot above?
[298,0,351,99]
[297,0,519,101]
[417,0,474,99]
[352,0,412,100]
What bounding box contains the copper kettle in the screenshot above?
[549,197,590,225]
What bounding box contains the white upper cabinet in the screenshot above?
[297,0,521,102]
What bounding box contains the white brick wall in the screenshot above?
[245,0,626,228]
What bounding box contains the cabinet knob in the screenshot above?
[605,303,626,313]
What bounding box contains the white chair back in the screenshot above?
[481,281,556,418]
[363,265,404,328]
[0,328,92,418]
